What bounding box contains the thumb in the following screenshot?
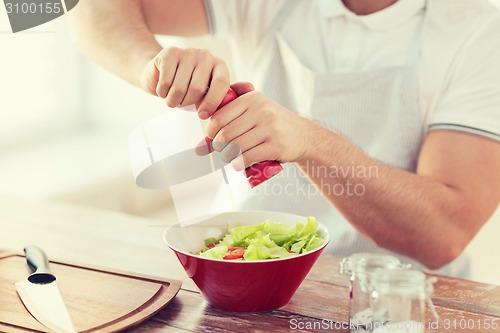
[230,82,255,96]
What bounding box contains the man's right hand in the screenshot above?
[140,47,230,119]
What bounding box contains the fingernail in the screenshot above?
[231,155,245,172]
[199,111,210,119]
[194,137,214,156]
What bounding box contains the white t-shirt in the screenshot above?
[205,0,500,140]
[203,0,500,277]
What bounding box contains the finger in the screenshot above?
[212,109,256,152]
[217,129,264,166]
[230,82,255,96]
[218,125,269,166]
[140,60,160,95]
[206,101,248,139]
[165,57,196,107]
[198,61,230,119]
[232,143,272,171]
[154,49,179,99]
[156,67,175,99]
[219,142,243,164]
[230,154,246,172]
[179,62,212,107]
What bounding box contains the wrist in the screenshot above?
[296,121,335,164]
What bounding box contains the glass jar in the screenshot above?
[339,253,408,332]
[370,269,438,333]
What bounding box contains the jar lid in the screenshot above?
[339,253,403,277]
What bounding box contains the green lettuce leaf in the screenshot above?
[199,217,324,260]
[244,243,272,260]
[243,234,294,261]
[262,221,295,246]
[229,224,265,245]
[218,233,235,247]
[199,245,228,259]
[295,216,319,241]
[304,234,324,252]
[290,239,307,254]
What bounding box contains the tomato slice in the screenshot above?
[223,246,246,260]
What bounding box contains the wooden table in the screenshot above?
[1,196,499,332]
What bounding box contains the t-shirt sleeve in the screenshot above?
[428,14,500,141]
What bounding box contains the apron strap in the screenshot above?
[407,0,429,67]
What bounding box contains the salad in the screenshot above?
[198,216,324,260]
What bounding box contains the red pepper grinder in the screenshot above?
[203,88,283,188]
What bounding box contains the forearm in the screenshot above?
[296,126,476,269]
[68,0,162,87]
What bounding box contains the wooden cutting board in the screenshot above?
[0,252,182,332]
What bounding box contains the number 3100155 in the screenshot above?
[5,2,62,14]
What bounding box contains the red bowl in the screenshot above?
[164,211,330,312]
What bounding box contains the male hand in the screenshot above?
[140,47,230,119]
